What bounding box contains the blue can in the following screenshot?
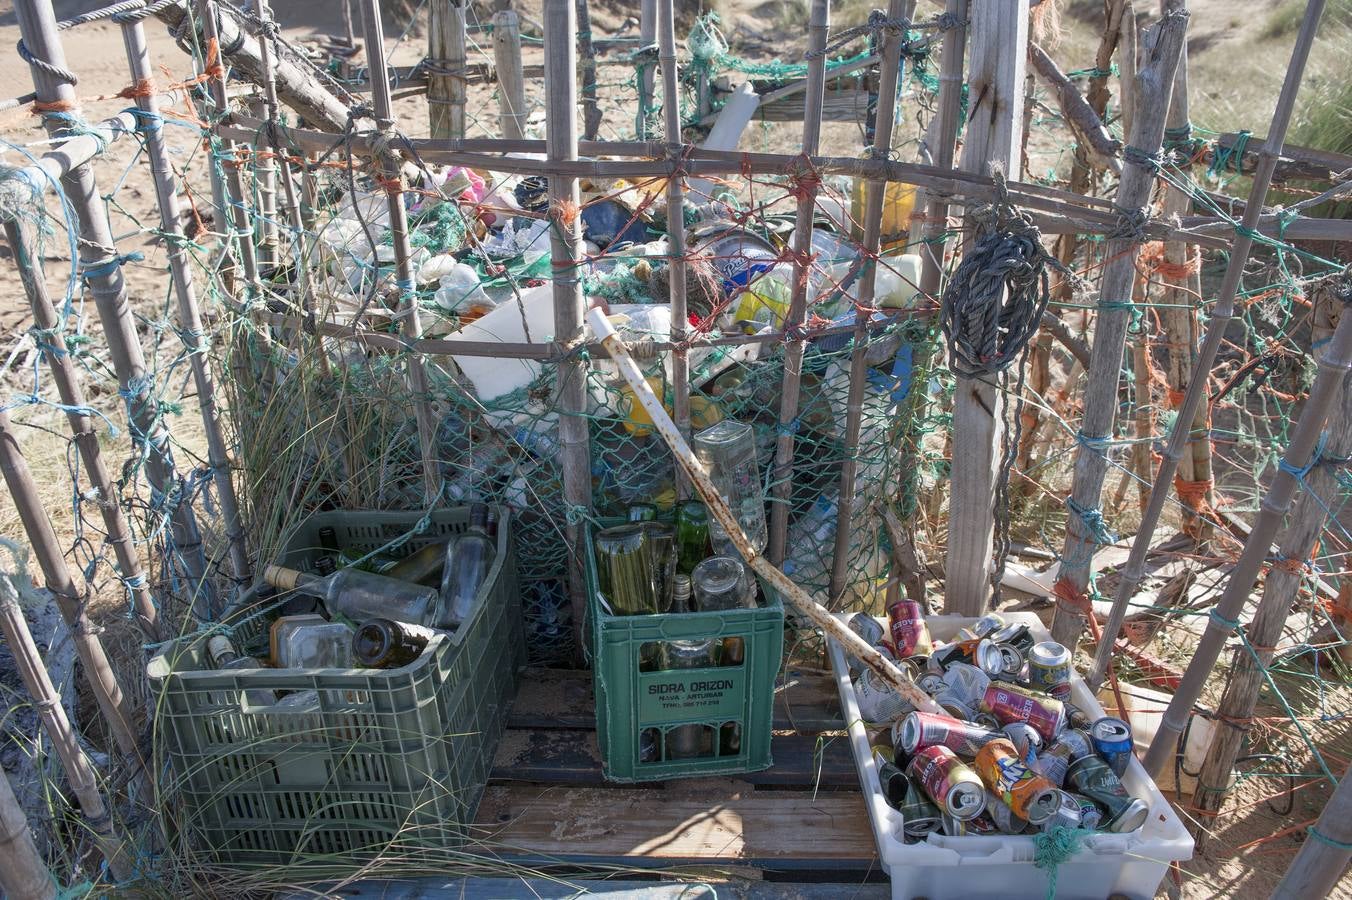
[1090,717,1134,777]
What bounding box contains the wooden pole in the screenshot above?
[944,0,1029,616]
[1047,11,1188,648]
[1186,314,1352,844]
[1142,288,1350,778]
[492,10,527,140]
[658,0,689,467]
[429,0,468,139]
[543,0,593,661]
[767,0,829,567]
[3,219,158,639]
[248,96,279,268]
[637,0,657,140]
[1089,0,1325,685]
[14,0,219,617]
[1269,763,1352,900]
[0,408,147,793]
[589,307,943,713]
[0,571,132,880]
[119,8,253,589]
[0,766,54,900]
[576,0,602,140]
[829,1,911,604]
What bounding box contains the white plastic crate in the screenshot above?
[827,612,1194,900]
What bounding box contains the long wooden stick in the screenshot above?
[829,0,910,604]
[1088,0,1326,686]
[0,571,132,880]
[767,0,829,566]
[944,0,1030,615]
[0,766,54,900]
[358,0,441,503]
[576,0,602,140]
[1269,762,1352,900]
[492,9,527,141]
[120,9,252,589]
[1048,10,1188,648]
[429,0,468,140]
[543,0,593,662]
[589,308,941,712]
[657,0,689,468]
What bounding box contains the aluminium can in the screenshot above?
[917,672,947,695]
[1055,728,1095,761]
[931,638,981,670]
[1091,716,1135,777]
[987,622,1034,651]
[894,710,1001,758]
[871,745,911,805]
[974,738,1061,825]
[972,613,1008,638]
[1027,640,1073,701]
[887,599,934,659]
[908,745,986,821]
[896,773,944,838]
[1066,755,1150,833]
[983,788,1029,834]
[1029,739,1072,788]
[1063,701,1094,732]
[1069,792,1105,830]
[981,683,1066,742]
[1039,789,1084,831]
[1001,722,1043,763]
[848,612,886,647]
[855,667,916,725]
[943,811,1002,837]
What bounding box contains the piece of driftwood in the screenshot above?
[1028,42,1122,171]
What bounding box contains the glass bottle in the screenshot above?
[263,564,439,627]
[435,503,497,628]
[593,524,657,615]
[692,420,767,557]
[383,541,450,587]
[627,503,659,523]
[269,614,354,668]
[675,501,711,576]
[672,573,692,614]
[691,556,750,611]
[352,618,436,668]
[644,522,677,613]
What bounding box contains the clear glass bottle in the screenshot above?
[262,564,439,627]
[269,615,354,668]
[382,541,449,587]
[593,524,657,615]
[435,503,497,628]
[691,556,750,611]
[692,420,767,556]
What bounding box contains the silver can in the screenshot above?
[972,613,1008,638]
[855,667,916,724]
[848,612,886,646]
[917,672,947,695]
[1027,641,1073,701]
[1055,728,1095,761]
[1039,789,1083,831]
[1001,722,1043,762]
[984,788,1029,834]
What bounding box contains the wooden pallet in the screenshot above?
[471,666,883,879]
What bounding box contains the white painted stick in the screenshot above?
[587,307,941,712]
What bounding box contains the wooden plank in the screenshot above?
[471,786,877,867]
[508,667,844,733]
[489,728,858,788]
[295,877,891,898]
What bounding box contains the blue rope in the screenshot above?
[81,251,144,281]
[1066,496,1117,545]
[1307,825,1352,851]
[122,106,164,134]
[1033,826,1089,900]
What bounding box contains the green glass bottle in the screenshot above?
[675,501,711,576]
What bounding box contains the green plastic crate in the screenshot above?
[147,507,523,866]
[585,522,784,782]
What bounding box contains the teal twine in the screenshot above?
[81,250,144,281]
[1099,297,1144,330]
[1066,496,1117,545]
[1209,609,1241,631]
[1307,826,1352,851]
[1033,826,1089,900]
[1075,430,1112,456]
[1208,129,1250,177]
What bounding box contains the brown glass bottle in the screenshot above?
[352,618,437,668]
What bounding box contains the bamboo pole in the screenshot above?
[0,767,54,900]
[944,0,1029,616]
[767,0,829,567]
[1186,312,1352,845]
[14,0,219,618]
[429,0,468,139]
[543,0,593,661]
[359,0,443,503]
[829,0,910,604]
[3,219,158,639]
[248,97,279,268]
[0,408,147,794]
[1141,285,1350,777]
[1047,11,1188,648]
[1089,0,1326,687]
[118,7,252,590]
[658,0,689,472]
[492,10,527,140]
[1269,763,1352,900]
[576,0,602,140]
[0,571,132,880]
[589,307,942,712]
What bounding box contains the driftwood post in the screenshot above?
[13,0,219,615]
[637,0,657,140]
[359,0,443,503]
[829,0,910,604]
[1048,11,1188,648]
[543,0,593,658]
[3,219,157,638]
[915,0,968,298]
[0,768,54,900]
[492,9,527,140]
[767,0,829,567]
[1269,763,1352,900]
[658,0,690,459]
[0,570,131,879]
[1142,284,1352,778]
[576,0,602,140]
[119,6,252,588]
[589,307,943,713]
[944,0,1029,615]
[429,0,468,140]
[0,408,146,794]
[1088,0,1325,685]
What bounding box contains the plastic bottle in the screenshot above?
[436,503,497,627]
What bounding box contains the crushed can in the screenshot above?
[894,710,1001,758]
[896,773,944,839]
[984,788,1030,834]
[1066,755,1150,833]
[1001,722,1043,764]
[943,811,1002,837]
[981,683,1066,742]
[1029,739,1073,788]
[908,745,986,821]
[974,738,1061,825]
[1070,792,1105,830]
[1040,789,1084,831]
[855,667,916,724]
[1091,716,1135,777]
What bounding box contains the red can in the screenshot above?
[887,599,933,658]
[907,745,986,820]
[894,711,1001,759]
[981,683,1065,742]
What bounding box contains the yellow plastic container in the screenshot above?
[850,178,917,252]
